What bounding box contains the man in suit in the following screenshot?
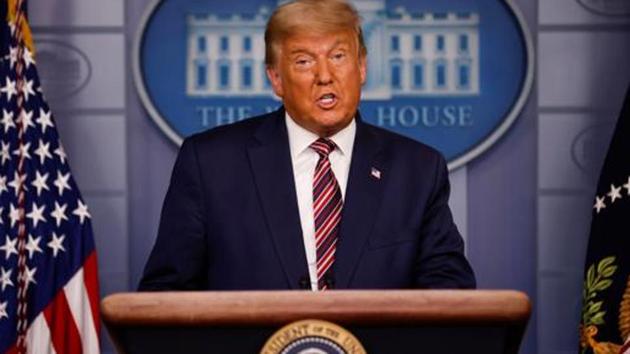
[139,0,475,291]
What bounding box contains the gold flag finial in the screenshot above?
[7,0,35,54]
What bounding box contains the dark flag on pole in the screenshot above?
[0,0,100,353]
[579,85,630,354]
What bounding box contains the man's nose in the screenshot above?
[315,60,333,85]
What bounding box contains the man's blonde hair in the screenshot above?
[264,0,367,66]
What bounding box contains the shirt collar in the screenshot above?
[285,112,356,159]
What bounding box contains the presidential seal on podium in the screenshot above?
[260,319,366,354]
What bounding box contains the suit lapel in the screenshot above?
[335,117,387,288]
[247,110,308,289]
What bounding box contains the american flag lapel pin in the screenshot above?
[370,167,381,180]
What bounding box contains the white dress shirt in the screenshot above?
[285,113,356,291]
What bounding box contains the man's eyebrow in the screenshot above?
[328,39,349,51]
[288,48,313,56]
[287,39,349,56]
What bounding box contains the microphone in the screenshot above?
[324,276,335,289]
[298,276,310,290]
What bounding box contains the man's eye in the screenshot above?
[332,53,346,60]
[295,59,310,66]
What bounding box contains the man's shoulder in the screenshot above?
[183,110,279,149]
[362,121,444,163]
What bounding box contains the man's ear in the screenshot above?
[266,66,284,98]
[359,55,367,85]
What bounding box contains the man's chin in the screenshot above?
[315,118,353,137]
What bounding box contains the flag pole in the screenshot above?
[10,0,29,352]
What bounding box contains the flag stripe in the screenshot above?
[83,252,100,336]
[25,313,56,354]
[43,290,83,354]
[64,266,99,354]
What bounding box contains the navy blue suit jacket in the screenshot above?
[139,108,475,290]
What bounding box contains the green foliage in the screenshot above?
[581,256,617,327]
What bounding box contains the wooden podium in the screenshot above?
[101,290,531,354]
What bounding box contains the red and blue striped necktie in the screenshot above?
[310,138,343,290]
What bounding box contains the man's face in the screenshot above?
[266,30,366,137]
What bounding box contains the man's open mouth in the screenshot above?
[317,93,337,108]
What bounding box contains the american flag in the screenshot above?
[0,1,100,353]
